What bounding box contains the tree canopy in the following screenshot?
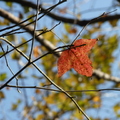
[0,0,120,120]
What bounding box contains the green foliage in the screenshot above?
[27,14,34,23]
[11,51,21,60]
[43,31,58,45]
[23,6,30,13]
[20,37,28,53]
[6,2,12,7]
[0,73,7,81]
[0,19,10,26]
[11,99,21,110]
[109,19,118,27]
[0,51,4,55]
[0,91,5,99]
[6,35,15,42]
[64,23,71,33]
[0,0,120,120]
[114,103,120,118]
[93,34,118,73]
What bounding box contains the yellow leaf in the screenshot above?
[35,114,44,120]
[11,104,18,110]
[44,94,55,104]
[58,93,66,102]
[0,91,5,99]
[93,96,100,102]
[11,51,20,60]
[109,19,118,27]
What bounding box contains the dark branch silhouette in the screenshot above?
[0,7,120,83]
[1,0,120,26]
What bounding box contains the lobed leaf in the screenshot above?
[57,39,98,77]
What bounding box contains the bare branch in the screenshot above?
[0,8,60,57]
[29,0,40,61]
[1,0,120,27]
[0,8,119,83]
[0,44,21,93]
[0,0,66,34]
[71,10,117,44]
[0,22,61,60]
[0,37,90,120]
[6,84,120,93]
[93,69,120,82]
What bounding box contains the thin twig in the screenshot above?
[0,0,66,37]
[29,0,40,61]
[0,37,90,120]
[0,22,61,59]
[6,84,120,93]
[0,44,21,93]
[71,9,117,44]
[3,29,45,36]
[0,6,119,82]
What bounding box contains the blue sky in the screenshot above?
[0,0,120,119]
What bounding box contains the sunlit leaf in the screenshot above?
[92,96,100,102]
[109,19,118,27]
[32,74,43,79]
[35,89,41,94]
[0,52,4,56]
[23,6,30,13]
[6,34,15,42]
[0,73,7,81]
[64,24,71,33]
[20,37,28,53]
[17,99,21,104]
[35,114,44,120]
[0,91,5,99]
[11,51,21,60]
[33,46,41,58]
[57,39,98,77]
[44,94,55,104]
[27,14,34,23]
[69,27,77,34]
[0,19,10,26]
[6,2,12,7]
[11,104,18,110]
[58,93,66,102]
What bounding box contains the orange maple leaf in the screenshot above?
[33,46,41,58]
[57,39,98,77]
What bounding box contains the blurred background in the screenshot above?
[0,0,120,120]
